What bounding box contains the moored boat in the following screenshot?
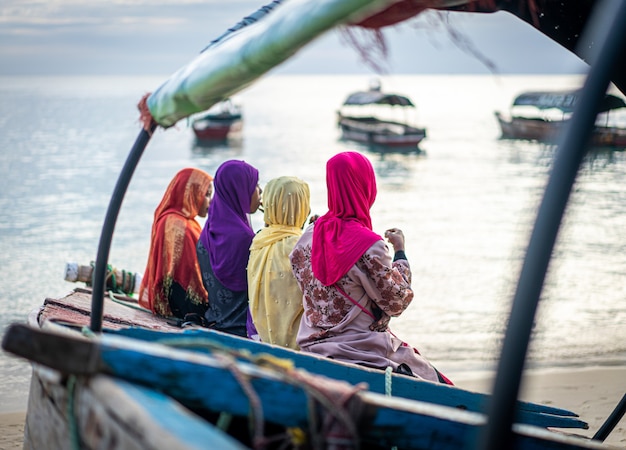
[337,79,426,149]
[495,90,626,147]
[191,99,243,141]
[1,288,602,450]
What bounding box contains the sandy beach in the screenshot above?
[454,366,626,448]
[0,411,25,450]
[0,366,624,448]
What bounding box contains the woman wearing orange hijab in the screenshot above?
[139,168,213,319]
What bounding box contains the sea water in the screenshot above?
[0,74,625,412]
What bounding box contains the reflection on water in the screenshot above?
[338,138,426,156]
[189,136,246,178]
[369,152,424,181]
[584,146,626,169]
[501,139,626,171]
[191,137,244,155]
[366,145,424,156]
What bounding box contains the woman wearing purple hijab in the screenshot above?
[197,160,262,337]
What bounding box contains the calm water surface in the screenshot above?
[1,74,625,412]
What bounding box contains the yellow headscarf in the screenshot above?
[248,176,310,349]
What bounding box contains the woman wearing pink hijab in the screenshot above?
[290,152,451,384]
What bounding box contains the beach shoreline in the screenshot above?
[0,411,25,450]
[1,366,624,448]
[453,365,626,447]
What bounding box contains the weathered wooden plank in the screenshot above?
[79,376,247,449]
[24,364,247,450]
[38,289,181,331]
[109,326,587,429]
[361,393,611,450]
[3,321,102,375]
[24,367,74,450]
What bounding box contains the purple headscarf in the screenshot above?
[199,160,259,291]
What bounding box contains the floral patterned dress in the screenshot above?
[290,225,440,382]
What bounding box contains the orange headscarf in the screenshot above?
[139,168,213,317]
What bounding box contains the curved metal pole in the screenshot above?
[477,1,626,449]
[90,123,157,332]
[593,393,626,442]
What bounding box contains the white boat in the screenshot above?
[495,90,626,147]
[337,79,426,149]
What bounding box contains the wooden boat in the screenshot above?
[191,99,243,141]
[337,80,426,149]
[3,0,626,449]
[0,288,604,450]
[495,91,626,147]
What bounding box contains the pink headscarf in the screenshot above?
[311,152,382,286]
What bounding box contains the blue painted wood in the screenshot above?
[2,323,602,449]
[108,327,587,430]
[114,378,248,450]
[95,333,601,450]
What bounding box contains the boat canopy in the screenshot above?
[342,91,415,107]
[512,91,626,113]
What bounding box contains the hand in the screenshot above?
[384,228,405,252]
[369,312,391,332]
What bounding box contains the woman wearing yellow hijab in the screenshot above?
[247,176,311,349]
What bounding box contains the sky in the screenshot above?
[0,0,589,77]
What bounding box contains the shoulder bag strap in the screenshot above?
[334,283,376,320]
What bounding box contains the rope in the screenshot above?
[156,337,365,448]
[297,372,365,450]
[306,393,322,450]
[384,368,398,450]
[108,291,152,313]
[216,412,233,432]
[108,265,117,291]
[137,93,156,133]
[129,270,136,295]
[81,326,97,339]
[67,375,81,450]
[213,353,266,449]
[384,366,393,396]
[88,261,138,296]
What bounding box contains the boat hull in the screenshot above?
[495,112,626,148]
[3,289,610,450]
[338,115,426,148]
[4,310,610,450]
[20,294,246,450]
[24,365,245,450]
[31,291,586,429]
[192,118,242,140]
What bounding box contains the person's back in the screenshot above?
[290,152,451,384]
[197,159,262,337]
[139,167,213,319]
[248,176,311,349]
